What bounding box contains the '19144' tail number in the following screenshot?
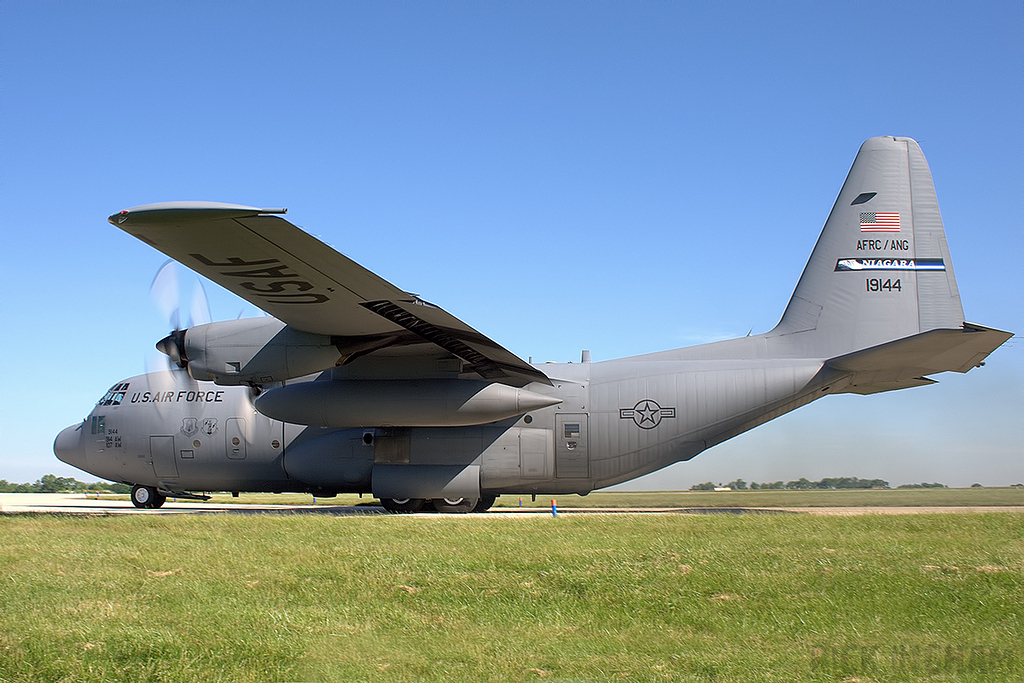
[866,278,901,292]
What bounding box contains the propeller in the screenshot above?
[149,260,211,374]
[144,262,216,426]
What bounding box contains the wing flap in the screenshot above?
[361,299,551,385]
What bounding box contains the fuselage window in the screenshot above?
[563,423,581,439]
[91,415,105,435]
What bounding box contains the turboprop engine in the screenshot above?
[157,316,342,385]
[255,378,562,427]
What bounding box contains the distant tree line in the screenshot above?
[690,477,902,491]
[0,475,130,494]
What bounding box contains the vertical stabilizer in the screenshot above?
[771,136,965,358]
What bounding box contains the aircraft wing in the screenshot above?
[111,202,549,386]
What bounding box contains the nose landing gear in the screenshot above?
[130,485,167,509]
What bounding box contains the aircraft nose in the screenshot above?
[54,424,86,470]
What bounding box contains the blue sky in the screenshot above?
[2,2,1020,487]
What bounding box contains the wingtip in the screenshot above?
[109,201,273,227]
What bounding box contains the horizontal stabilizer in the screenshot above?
[825,323,1012,394]
[839,376,937,396]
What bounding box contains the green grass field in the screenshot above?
[1,512,1021,682]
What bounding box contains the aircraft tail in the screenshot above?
[768,136,1010,388]
[774,136,963,355]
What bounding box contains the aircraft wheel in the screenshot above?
[472,495,497,513]
[431,497,477,514]
[380,498,425,513]
[130,485,163,509]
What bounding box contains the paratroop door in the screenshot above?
[555,414,588,478]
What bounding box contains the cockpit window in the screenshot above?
[91,415,105,435]
[97,382,130,406]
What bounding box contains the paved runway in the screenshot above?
[0,493,385,516]
[0,493,716,516]
[2,493,1022,516]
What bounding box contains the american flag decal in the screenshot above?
[860,212,900,232]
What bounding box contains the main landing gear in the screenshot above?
[379,495,497,514]
[130,485,166,509]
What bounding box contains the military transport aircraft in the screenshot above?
[54,137,1011,512]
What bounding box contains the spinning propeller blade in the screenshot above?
[148,260,212,375]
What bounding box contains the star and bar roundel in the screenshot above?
[619,399,676,430]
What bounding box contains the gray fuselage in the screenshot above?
[56,344,826,497]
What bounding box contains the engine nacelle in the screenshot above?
[172,317,341,385]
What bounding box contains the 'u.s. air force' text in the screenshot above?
[131,391,225,404]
